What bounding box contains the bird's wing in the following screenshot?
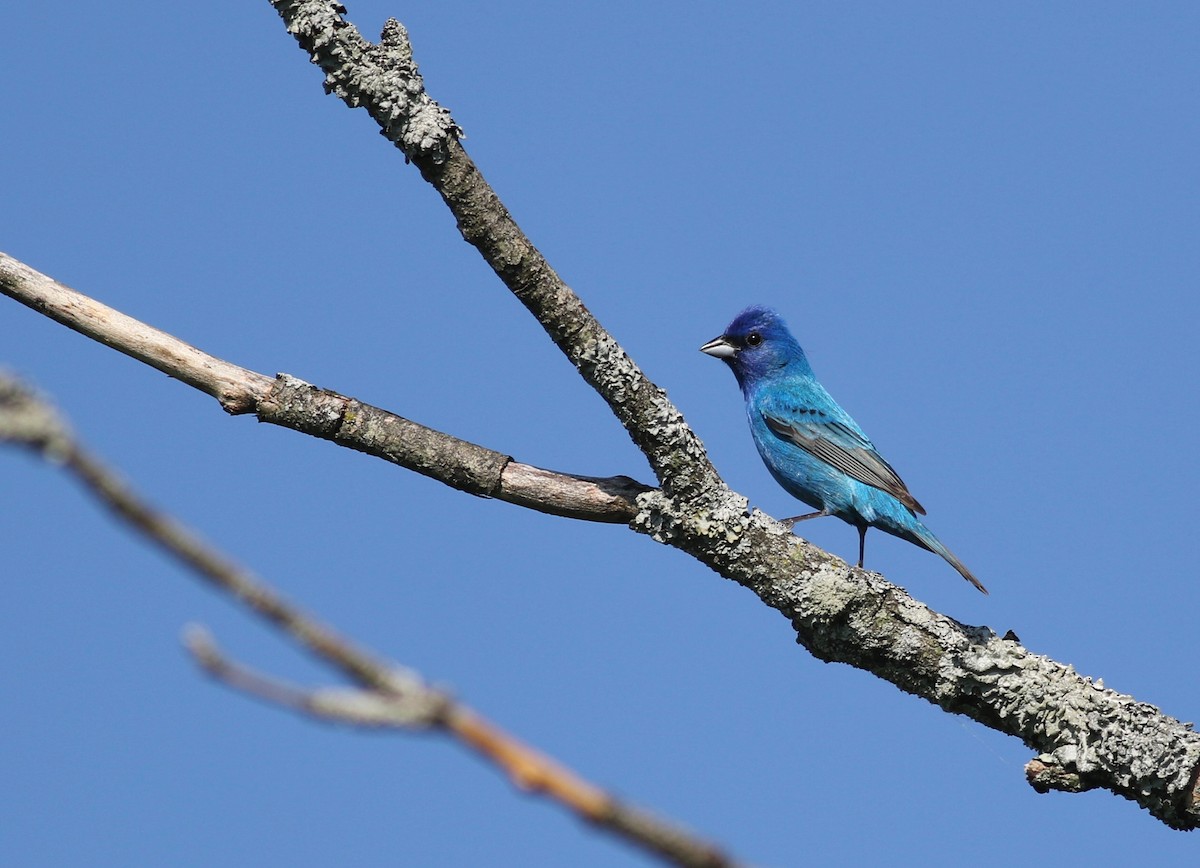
[762,407,926,515]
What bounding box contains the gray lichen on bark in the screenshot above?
[631,487,1200,826]
[275,2,461,163]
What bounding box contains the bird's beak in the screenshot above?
[700,335,737,359]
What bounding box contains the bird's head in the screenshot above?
[700,305,812,390]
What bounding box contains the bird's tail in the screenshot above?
[867,498,989,594]
[916,532,988,595]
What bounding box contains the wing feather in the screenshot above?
[764,412,926,515]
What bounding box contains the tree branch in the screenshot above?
[632,490,1200,827]
[0,253,649,524]
[0,374,739,868]
[271,1,720,498]
[0,253,273,414]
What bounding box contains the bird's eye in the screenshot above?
[745,332,763,347]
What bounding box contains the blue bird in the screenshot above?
[701,305,987,594]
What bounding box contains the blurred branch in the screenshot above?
[0,373,738,868]
[186,626,445,727]
[0,253,649,524]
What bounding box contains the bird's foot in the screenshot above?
[780,509,829,530]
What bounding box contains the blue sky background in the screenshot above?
[4,2,1199,865]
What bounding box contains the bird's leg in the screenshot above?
[780,509,829,529]
[857,525,867,568]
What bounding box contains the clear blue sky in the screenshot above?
[4,2,1199,865]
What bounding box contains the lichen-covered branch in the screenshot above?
[631,489,1200,827]
[0,374,739,868]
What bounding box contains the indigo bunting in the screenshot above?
[701,306,987,594]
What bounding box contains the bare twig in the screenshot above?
[0,254,650,524]
[0,373,740,868]
[0,254,272,414]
